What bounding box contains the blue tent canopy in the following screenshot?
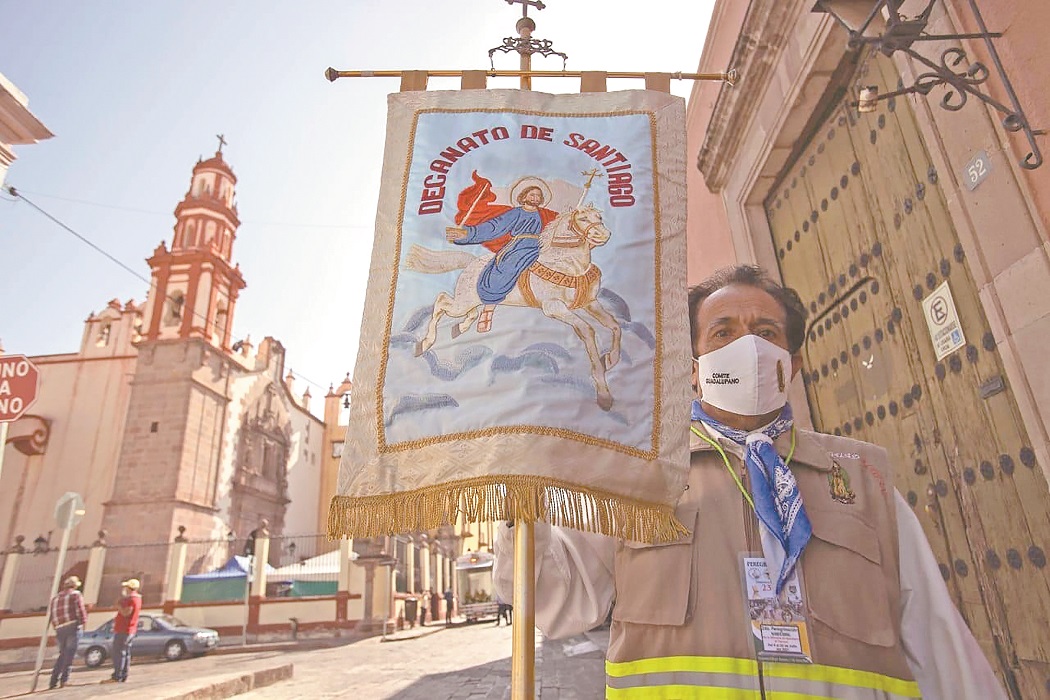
[180,556,277,602]
[183,555,275,581]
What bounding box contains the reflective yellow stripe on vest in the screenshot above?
[607,656,760,699]
[606,657,922,700]
[764,661,922,699]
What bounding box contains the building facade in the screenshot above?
[687,1,1050,695]
[0,149,324,606]
[0,71,52,185]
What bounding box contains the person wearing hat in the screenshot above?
[47,576,87,690]
[103,578,141,684]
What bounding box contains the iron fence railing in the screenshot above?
[7,545,92,613]
[0,534,341,611]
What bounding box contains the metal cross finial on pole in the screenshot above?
[216,134,228,154]
[506,0,545,17]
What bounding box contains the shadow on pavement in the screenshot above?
[388,658,512,700]
[386,631,606,700]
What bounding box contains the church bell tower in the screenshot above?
[142,137,246,349]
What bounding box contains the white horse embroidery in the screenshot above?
[406,205,622,411]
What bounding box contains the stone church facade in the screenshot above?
[0,148,324,603]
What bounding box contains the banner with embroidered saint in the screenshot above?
[329,88,691,543]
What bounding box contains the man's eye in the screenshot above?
[758,329,776,338]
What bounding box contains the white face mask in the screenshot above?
[695,334,793,416]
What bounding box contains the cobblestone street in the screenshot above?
[242,622,607,700]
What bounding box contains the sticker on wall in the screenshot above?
[922,280,966,361]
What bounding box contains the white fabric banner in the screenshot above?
[331,89,690,542]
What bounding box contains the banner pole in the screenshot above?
[511,519,535,700]
[509,33,536,699]
[326,67,738,85]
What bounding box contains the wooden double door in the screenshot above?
[765,54,1050,697]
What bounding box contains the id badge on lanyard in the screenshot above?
[740,554,814,664]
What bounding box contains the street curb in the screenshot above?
[144,662,293,700]
[379,625,447,643]
[0,636,356,674]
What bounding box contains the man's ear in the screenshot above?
[691,354,700,396]
[790,352,804,380]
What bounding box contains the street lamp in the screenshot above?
[813,0,1044,168]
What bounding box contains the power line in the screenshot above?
[14,188,372,230]
[9,187,153,287]
[6,186,332,392]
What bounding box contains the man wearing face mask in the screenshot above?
[493,265,1005,699]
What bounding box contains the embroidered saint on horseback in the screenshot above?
[407,170,623,411]
[444,173,558,333]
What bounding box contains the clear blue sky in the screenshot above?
[0,0,715,407]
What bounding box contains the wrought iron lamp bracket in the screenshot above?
[816,0,1044,169]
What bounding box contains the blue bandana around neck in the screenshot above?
[691,399,811,594]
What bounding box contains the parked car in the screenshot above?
[77,614,220,667]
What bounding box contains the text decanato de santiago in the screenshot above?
[417,124,638,216]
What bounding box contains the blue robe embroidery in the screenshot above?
[454,208,544,304]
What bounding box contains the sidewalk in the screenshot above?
[379,614,474,643]
[0,658,292,700]
[0,636,359,699]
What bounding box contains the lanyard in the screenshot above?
[689,424,796,513]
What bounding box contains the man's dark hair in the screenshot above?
[688,265,808,353]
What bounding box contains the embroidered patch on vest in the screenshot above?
[828,461,857,505]
[860,457,887,497]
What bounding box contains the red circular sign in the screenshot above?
[0,354,40,422]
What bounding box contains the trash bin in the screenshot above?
[404,597,418,626]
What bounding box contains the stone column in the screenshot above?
[450,556,459,617]
[419,540,430,596]
[82,531,108,608]
[248,522,270,638]
[362,563,377,624]
[388,563,397,622]
[0,536,26,612]
[250,535,270,598]
[405,538,416,595]
[163,527,188,614]
[336,538,353,624]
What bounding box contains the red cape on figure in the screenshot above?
[454,171,557,253]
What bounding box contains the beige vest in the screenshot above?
[606,424,917,697]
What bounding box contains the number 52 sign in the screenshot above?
[963,150,991,191]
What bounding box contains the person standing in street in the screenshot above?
[419,590,429,627]
[48,575,87,690]
[102,578,141,684]
[495,594,512,627]
[443,588,454,625]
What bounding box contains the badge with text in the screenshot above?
[741,556,813,664]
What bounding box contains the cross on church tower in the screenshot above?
[216,133,228,154]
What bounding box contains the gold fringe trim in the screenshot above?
[327,475,689,544]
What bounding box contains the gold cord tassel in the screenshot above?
[328,475,688,544]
